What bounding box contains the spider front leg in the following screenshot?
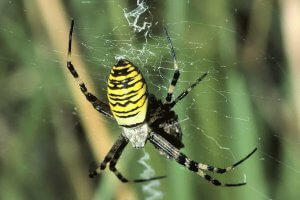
[89,135,166,183]
[108,142,166,183]
[149,132,257,187]
[67,19,112,117]
[89,135,132,182]
[89,135,127,178]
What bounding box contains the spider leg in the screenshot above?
[198,147,257,174]
[89,135,126,178]
[67,19,112,117]
[168,72,208,108]
[89,135,166,183]
[108,140,166,183]
[149,132,257,187]
[163,27,180,103]
[107,137,129,182]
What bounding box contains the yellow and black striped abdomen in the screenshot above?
[107,59,148,127]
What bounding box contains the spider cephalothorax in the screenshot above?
[67,19,257,185]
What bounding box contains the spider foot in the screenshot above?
[132,175,167,183]
[88,161,99,178]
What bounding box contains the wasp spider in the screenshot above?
[67,19,257,186]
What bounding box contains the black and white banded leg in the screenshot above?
[149,132,257,187]
[163,27,180,103]
[89,135,127,178]
[90,135,166,183]
[109,141,166,183]
[107,138,130,182]
[197,147,257,174]
[67,19,112,117]
[163,27,208,107]
[168,72,208,109]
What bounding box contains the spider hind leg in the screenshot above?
[163,27,208,106]
[67,19,112,117]
[163,27,180,103]
[168,72,208,108]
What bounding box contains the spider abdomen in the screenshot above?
[107,59,148,127]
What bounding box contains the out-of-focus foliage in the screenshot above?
[0,0,299,200]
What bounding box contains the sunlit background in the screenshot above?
[1,0,300,199]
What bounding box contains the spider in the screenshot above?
[67,19,257,186]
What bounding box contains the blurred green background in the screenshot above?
[1,0,299,199]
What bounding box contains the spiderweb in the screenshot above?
[63,1,300,199]
[62,0,299,199]
[79,1,247,148]
[77,1,237,199]
[0,0,299,199]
